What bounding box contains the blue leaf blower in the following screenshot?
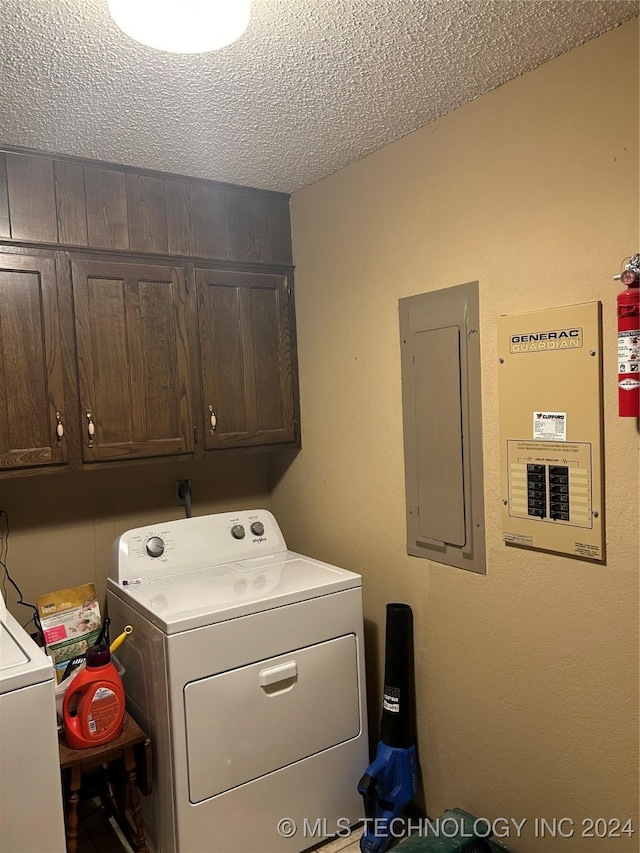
[358,603,418,853]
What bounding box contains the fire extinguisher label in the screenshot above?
[618,330,639,374]
[619,378,640,391]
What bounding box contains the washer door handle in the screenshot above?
[259,661,297,688]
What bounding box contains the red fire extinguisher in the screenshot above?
[615,254,640,417]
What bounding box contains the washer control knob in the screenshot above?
[231,524,246,540]
[145,536,165,558]
[250,521,265,536]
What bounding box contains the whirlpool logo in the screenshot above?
[509,328,583,353]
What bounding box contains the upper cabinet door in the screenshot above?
[0,148,292,264]
[196,269,297,449]
[0,252,67,470]
[72,259,195,462]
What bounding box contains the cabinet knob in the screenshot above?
[208,405,217,434]
[86,411,95,447]
[55,412,64,441]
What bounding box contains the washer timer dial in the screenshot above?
[145,536,165,558]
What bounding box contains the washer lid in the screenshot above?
[107,551,362,634]
[0,612,55,695]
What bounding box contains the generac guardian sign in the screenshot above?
[509,327,583,353]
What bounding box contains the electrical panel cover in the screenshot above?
[498,302,604,561]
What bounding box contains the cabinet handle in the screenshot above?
[55,412,64,441]
[208,405,217,434]
[86,411,95,448]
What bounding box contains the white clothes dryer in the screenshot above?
[0,596,66,853]
[107,509,369,853]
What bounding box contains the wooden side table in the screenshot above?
[59,711,152,853]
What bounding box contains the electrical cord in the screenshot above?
[0,508,9,602]
[184,482,193,518]
[0,509,42,638]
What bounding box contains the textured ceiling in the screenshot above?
[0,1,637,192]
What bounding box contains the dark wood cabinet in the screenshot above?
[0,251,67,470]
[126,173,169,254]
[0,147,299,476]
[4,153,58,244]
[196,269,297,448]
[71,259,196,462]
[84,167,129,250]
[54,159,89,246]
[0,147,292,266]
[0,155,10,238]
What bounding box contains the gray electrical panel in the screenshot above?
[399,281,486,573]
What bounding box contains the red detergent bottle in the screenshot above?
[63,643,125,749]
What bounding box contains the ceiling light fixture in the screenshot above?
[108,0,251,54]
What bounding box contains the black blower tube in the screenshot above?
[380,603,414,750]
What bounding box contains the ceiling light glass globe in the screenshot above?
[108,0,251,54]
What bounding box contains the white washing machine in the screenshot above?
[0,596,66,852]
[107,509,369,853]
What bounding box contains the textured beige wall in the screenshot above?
[271,19,639,852]
[1,456,271,619]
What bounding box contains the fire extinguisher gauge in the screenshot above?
[620,269,638,286]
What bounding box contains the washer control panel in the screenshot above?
[230,521,266,539]
[110,510,287,585]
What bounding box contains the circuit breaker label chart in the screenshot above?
[526,464,547,518]
[507,441,593,530]
[549,465,570,521]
